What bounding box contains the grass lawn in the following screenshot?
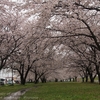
[0,83,34,100]
[19,82,100,100]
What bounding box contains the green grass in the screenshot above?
[1,82,100,100]
[19,82,100,100]
[0,83,34,100]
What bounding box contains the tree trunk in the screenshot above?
[75,77,77,82]
[96,64,100,84]
[82,77,84,82]
[85,75,88,82]
[34,73,39,84]
[20,77,26,85]
[34,80,39,84]
[97,75,100,84]
[89,74,96,83]
[41,76,46,83]
[90,78,94,83]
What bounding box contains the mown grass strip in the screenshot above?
[19,82,100,100]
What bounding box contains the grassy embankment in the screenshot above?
[19,82,100,100]
[1,82,100,100]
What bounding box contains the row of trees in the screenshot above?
[50,0,100,83]
[0,0,100,84]
[0,0,54,85]
[0,0,63,85]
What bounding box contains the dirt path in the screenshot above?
[3,88,30,100]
